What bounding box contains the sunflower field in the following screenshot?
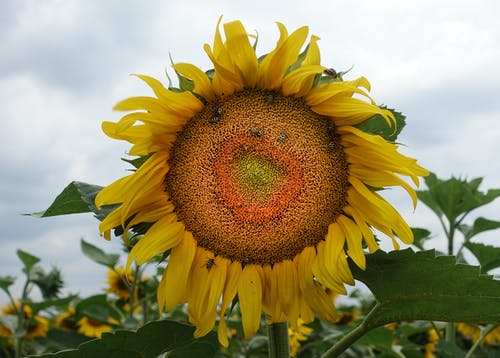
[1,19,499,358]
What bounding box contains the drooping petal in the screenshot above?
[158,231,197,311]
[237,265,262,339]
[126,215,184,269]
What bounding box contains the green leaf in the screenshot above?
[17,249,40,273]
[81,240,119,268]
[75,294,122,323]
[350,249,500,328]
[417,173,500,224]
[31,320,219,358]
[464,242,500,274]
[410,228,432,250]
[467,217,500,240]
[0,276,15,293]
[29,182,101,217]
[357,327,399,357]
[38,329,91,352]
[355,107,406,143]
[31,295,77,312]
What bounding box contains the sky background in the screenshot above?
[1,0,500,301]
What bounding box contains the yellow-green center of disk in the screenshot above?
[232,151,285,203]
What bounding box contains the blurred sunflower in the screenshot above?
[77,316,118,338]
[105,266,134,300]
[0,302,49,340]
[54,306,78,331]
[288,318,313,357]
[424,329,440,358]
[96,18,427,345]
[457,323,500,345]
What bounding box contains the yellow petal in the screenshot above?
[281,65,325,97]
[218,261,242,347]
[258,25,309,89]
[303,35,321,65]
[173,63,215,101]
[159,231,197,311]
[343,205,379,253]
[187,248,213,323]
[126,215,183,269]
[223,20,258,87]
[337,215,366,270]
[132,74,204,117]
[237,265,262,339]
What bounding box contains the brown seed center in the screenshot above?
[165,89,349,265]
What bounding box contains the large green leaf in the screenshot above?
[29,181,117,221]
[417,173,500,224]
[80,240,119,268]
[350,249,500,328]
[29,182,101,217]
[31,320,219,358]
[325,249,500,357]
[464,242,500,274]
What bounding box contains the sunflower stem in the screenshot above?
[267,322,290,358]
[322,303,381,358]
[464,324,497,358]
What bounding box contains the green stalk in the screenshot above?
[267,322,290,358]
[322,303,379,358]
[15,276,32,358]
[464,324,496,358]
[445,218,456,345]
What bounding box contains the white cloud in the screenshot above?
[1,0,500,304]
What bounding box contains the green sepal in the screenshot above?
[175,70,195,93]
[81,239,120,268]
[355,107,406,143]
[121,153,152,170]
[30,320,219,358]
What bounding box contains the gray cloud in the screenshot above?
[1,0,500,301]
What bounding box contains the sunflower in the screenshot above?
[55,306,78,331]
[77,316,118,338]
[288,318,313,357]
[0,302,49,340]
[457,323,500,346]
[424,329,440,358]
[95,18,428,346]
[105,266,134,300]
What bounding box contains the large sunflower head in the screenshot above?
[96,18,428,346]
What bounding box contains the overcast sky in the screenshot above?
[1,0,500,301]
